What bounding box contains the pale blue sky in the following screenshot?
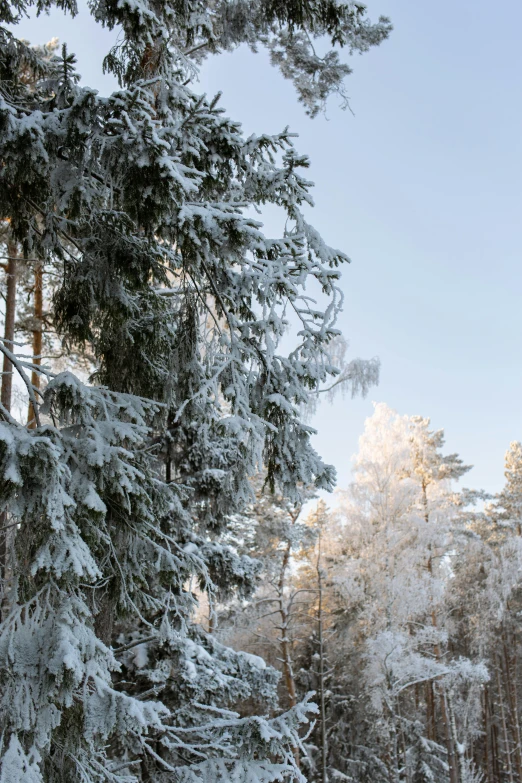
[11,1,522,494]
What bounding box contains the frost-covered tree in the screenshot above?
[0,1,390,780]
[449,442,522,782]
[218,489,338,780]
[217,476,318,712]
[490,441,522,537]
[324,404,484,783]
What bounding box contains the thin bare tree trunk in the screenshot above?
[27,262,43,428]
[1,243,17,413]
[482,675,501,783]
[421,481,436,744]
[275,528,300,769]
[502,628,522,781]
[316,527,328,783]
[447,692,465,783]
[422,481,458,783]
[483,687,494,783]
[439,685,458,783]
[426,680,436,742]
[278,541,297,708]
[492,721,501,783]
[208,592,216,634]
[0,244,17,613]
[496,655,515,783]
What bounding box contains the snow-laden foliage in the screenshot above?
[95,0,391,117]
[0,2,382,507]
[0,1,388,780]
[0,371,317,781]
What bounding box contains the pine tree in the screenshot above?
[0,1,389,780]
[492,441,522,536]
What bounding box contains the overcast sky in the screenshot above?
[11,0,522,495]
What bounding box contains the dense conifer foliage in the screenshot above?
[0,1,388,780]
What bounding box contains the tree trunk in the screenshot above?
[426,680,436,742]
[276,539,299,768]
[0,244,17,613]
[208,592,216,634]
[278,546,297,708]
[483,686,493,783]
[496,655,515,783]
[316,528,328,783]
[422,481,458,783]
[447,692,465,783]
[439,685,458,783]
[502,628,522,781]
[27,262,43,428]
[1,243,17,413]
[484,685,500,783]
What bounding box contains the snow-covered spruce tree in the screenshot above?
[0,2,388,781]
